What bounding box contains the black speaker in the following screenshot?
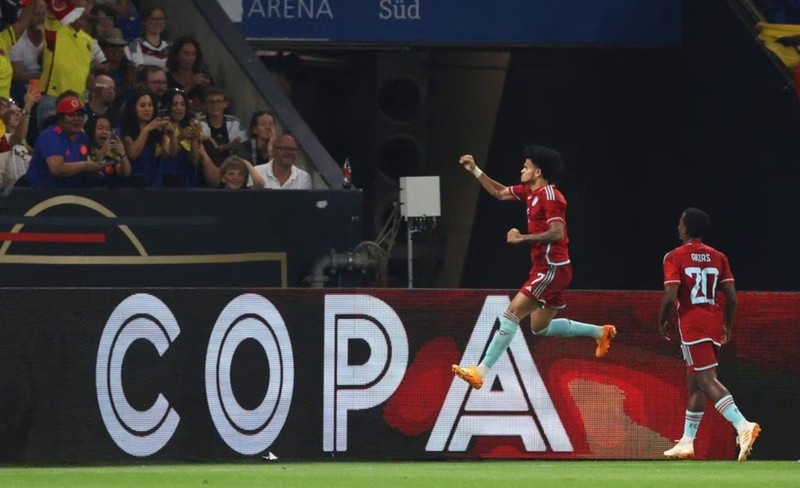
[371,52,428,237]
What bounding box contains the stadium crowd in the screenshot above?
[0,0,312,190]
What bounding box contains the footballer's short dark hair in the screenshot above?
[523,145,564,181]
[683,207,711,238]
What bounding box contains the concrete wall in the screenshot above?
[425,52,510,287]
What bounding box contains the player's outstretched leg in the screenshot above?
[535,318,617,357]
[595,324,617,358]
[451,364,484,389]
[713,394,760,461]
[452,311,520,389]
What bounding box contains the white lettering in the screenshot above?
[427,295,572,452]
[379,0,421,20]
[323,294,409,452]
[318,0,333,18]
[96,294,181,457]
[248,0,266,17]
[205,294,294,455]
[250,0,334,19]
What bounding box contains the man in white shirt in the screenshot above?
[248,134,311,190]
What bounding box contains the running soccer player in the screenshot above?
[452,145,617,389]
[659,207,760,461]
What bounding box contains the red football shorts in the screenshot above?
[519,264,572,309]
[681,341,720,372]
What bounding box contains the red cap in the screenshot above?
[56,96,85,115]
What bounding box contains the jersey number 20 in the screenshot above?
[685,267,720,304]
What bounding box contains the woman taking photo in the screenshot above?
[121,90,177,187]
[161,88,204,187]
[86,114,131,186]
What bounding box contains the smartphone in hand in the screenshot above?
[26,78,42,103]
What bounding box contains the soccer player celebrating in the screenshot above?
[451,145,617,389]
[659,208,760,461]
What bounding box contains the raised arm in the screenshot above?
[242,158,265,189]
[197,144,220,187]
[162,120,179,157]
[458,154,514,201]
[8,86,38,147]
[123,119,161,160]
[10,0,34,40]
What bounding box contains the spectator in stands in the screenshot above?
[200,87,247,169]
[10,0,45,102]
[2,85,38,145]
[85,74,119,126]
[161,88,201,187]
[89,3,115,41]
[108,0,140,41]
[86,113,130,184]
[138,65,168,104]
[1,0,35,100]
[25,91,103,187]
[121,90,177,186]
[218,155,265,190]
[0,88,38,185]
[128,6,169,68]
[98,27,135,97]
[38,0,94,127]
[239,110,275,167]
[166,35,211,110]
[250,134,312,190]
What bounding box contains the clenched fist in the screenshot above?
[507,228,523,244]
[458,154,476,172]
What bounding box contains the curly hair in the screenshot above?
[523,144,564,181]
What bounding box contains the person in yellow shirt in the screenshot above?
[0,1,36,100]
[37,0,92,127]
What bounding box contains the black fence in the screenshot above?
[0,188,362,287]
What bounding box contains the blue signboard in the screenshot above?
[220,0,681,46]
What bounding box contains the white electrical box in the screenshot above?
[400,176,441,218]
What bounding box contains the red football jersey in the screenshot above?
[508,183,570,268]
[662,241,734,345]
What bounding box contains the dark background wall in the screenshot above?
[463,0,800,291]
[260,0,799,291]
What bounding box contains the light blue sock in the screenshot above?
[480,311,519,368]
[715,395,748,432]
[536,318,603,338]
[683,410,704,440]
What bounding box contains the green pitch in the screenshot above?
[0,461,797,488]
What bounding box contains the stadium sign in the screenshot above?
[95,293,568,456]
[2,288,788,463]
[224,0,682,46]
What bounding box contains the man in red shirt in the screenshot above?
[659,207,760,461]
[452,145,616,389]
